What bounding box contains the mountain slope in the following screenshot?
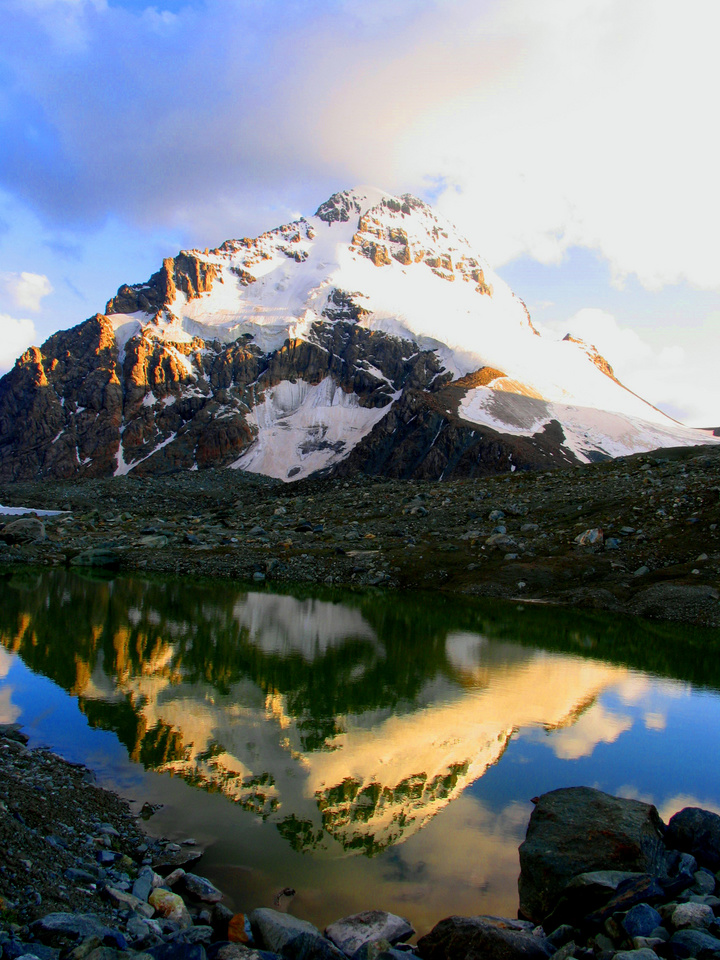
[0,187,713,482]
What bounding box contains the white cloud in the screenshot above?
[0,271,53,311]
[547,703,632,760]
[1,0,718,294]
[0,314,38,372]
[644,712,666,732]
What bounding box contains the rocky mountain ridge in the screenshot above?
[0,187,714,482]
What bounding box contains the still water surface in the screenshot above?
[2,569,720,936]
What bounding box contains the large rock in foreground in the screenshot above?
[664,807,720,871]
[417,916,552,960]
[518,786,665,923]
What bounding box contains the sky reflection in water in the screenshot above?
[1,569,719,935]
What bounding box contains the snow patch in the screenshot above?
[0,505,65,516]
[459,385,719,461]
[233,377,394,481]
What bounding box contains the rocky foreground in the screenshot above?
[1,443,719,626]
[5,724,720,960]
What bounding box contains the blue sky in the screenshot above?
[0,0,718,425]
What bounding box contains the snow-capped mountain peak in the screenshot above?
[1,187,715,483]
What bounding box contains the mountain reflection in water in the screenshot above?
[2,569,720,930]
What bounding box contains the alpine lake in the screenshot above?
[2,567,720,937]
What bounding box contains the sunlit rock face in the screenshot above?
[0,573,628,857]
[0,187,713,482]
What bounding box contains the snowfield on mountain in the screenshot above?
[0,187,715,482]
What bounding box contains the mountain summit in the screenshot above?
[0,187,713,482]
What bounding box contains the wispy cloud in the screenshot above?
[0,0,717,292]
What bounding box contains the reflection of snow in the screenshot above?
[445,632,488,673]
[0,647,14,679]
[231,592,377,659]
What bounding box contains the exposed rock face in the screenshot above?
[105,253,218,315]
[518,787,666,924]
[0,315,122,480]
[0,312,587,481]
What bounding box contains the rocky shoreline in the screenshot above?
[1,443,719,628]
[4,723,720,960]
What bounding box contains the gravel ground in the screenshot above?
[0,724,150,925]
[1,443,719,627]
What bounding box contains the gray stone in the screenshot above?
[215,948,280,960]
[1,517,46,543]
[173,927,215,944]
[632,939,668,953]
[105,885,155,917]
[518,787,665,923]
[280,931,346,960]
[614,951,659,960]
[64,867,97,885]
[586,875,665,925]
[670,928,720,958]
[325,911,414,958]
[671,902,715,930]
[132,867,155,902]
[146,944,207,960]
[249,909,320,954]
[545,925,577,949]
[182,873,224,903]
[126,915,157,944]
[622,905,663,939]
[3,945,58,960]
[70,547,121,568]
[666,808,720,871]
[31,913,118,943]
[417,916,552,960]
[694,869,718,895]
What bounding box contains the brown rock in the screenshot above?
[228,913,251,943]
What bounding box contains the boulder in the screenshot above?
[416,916,552,960]
[31,913,125,947]
[1,517,46,543]
[70,545,121,568]
[325,911,414,958]
[670,929,720,959]
[665,808,720,871]
[518,787,665,923]
[671,902,715,931]
[249,909,321,954]
[622,904,663,939]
